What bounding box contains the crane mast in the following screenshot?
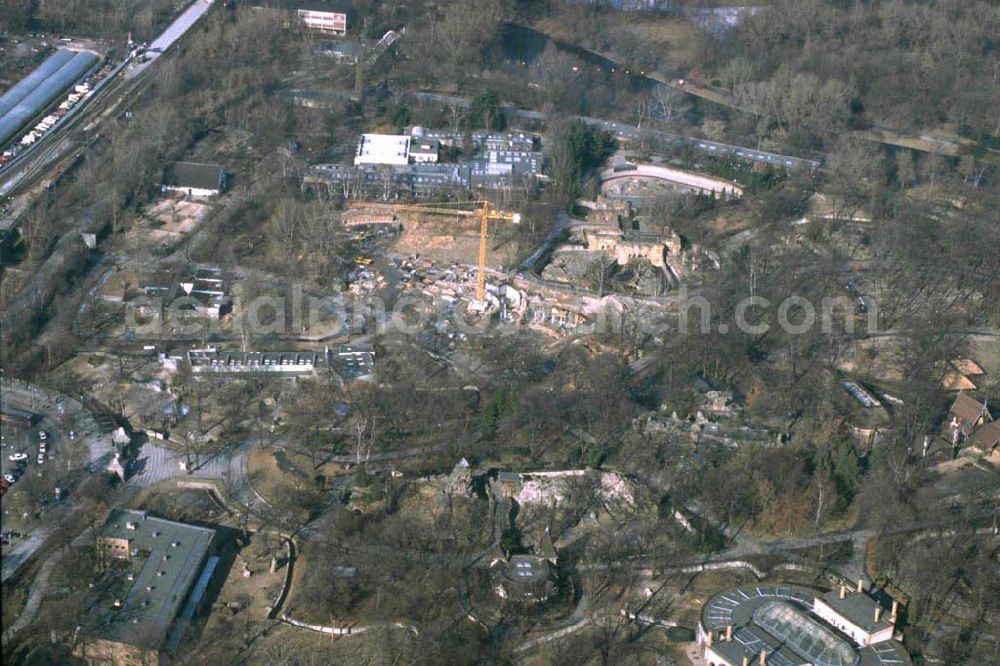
[348,199,520,305]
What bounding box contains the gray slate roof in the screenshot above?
[162,162,226,191]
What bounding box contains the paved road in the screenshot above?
[0,525,55,583]
[411,91,820,170]
[517,24,963,158]
[516,211,574,274]
[1,379,113,583]
[125,441,231,488]
[2,378,111,468]
[3,545,60,640]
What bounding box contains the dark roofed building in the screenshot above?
[537,527,557,563]
[489,527,559,605]
[409,138,440,163]
[945,393,991,444]
[334,343,375,380]
[706,623,805,666]
[1,404,37,428]
[161,162,228,197]
[75,509,219,666]
[968,419,1000,455]
[319,39,362,64]
[490,554,557,604]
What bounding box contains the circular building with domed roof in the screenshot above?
[697,583,911,666]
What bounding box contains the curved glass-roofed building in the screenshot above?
[0,49,76,118]
[753,601,859,666]
[698,584,911,666]
[0,49,99,147]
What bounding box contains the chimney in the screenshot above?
[857,579,864,593]
[874,607,882,623]
[726,625,733,642]
[706,631,713,646]
[891,600,899,622]
[742,658,750,666]
[839,585,847,599]
[759,649,767,666]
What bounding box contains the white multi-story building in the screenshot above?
[297,2,348,36]
[354,133,411,166]
[244,1,349,37]
[812,583,896,647]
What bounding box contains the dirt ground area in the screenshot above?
[95,267,138,302]
[247,447,349,503]
[837,335,998,395]
[191,534,289,661]
[51,354,176,426]
[0,268,31,310]
[391,213,520,270]
[236,621,366,664]
[147,198,211,237]
[123,197,213,253]
[133,485,229,524]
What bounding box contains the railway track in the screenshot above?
[1,0,214,217]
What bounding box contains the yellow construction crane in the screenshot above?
[349,200,520,304]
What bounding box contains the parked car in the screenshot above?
[36,453,45,464]
[38,430,47,441]
[1,531,23,546]
[2,473,15,483]
[8,452,27,462]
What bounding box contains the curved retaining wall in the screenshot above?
[600,164,744,198]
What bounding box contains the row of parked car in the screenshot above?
[5,429,50,483]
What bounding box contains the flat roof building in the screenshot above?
[814,584,895,647]
[243,0,349,36]
[334,343,375,380]
[409,138,440,163]
[297,1,349,35]
[139,266,228,320]
[408,128,539,153]
[186,349,322,374]
[76,509,218,666]
[355,134,411,166]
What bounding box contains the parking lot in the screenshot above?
[2,422,61,484]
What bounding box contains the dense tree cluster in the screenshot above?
[712,0,1000,148]
[544,120,616,202]
[1,0,181,41]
